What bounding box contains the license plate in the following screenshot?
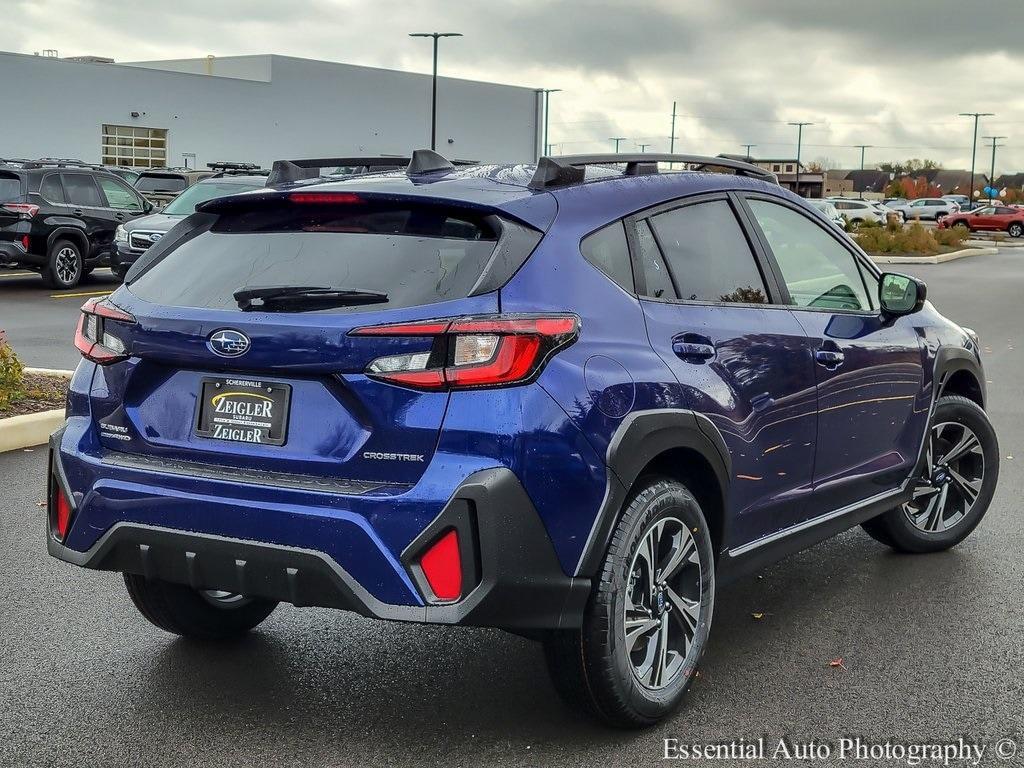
[194,377,291,446]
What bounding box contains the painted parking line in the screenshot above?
[49,290,111,299]
[0,271,36,279]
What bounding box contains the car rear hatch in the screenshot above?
[83,189,544,488]
[0,171,27,232]
[134,173,188,208]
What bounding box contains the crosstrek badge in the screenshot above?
[194,377,291,446]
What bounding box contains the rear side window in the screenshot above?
[135,175,187,193]
[648,201,769,304]
[580,222,634,292]
[128,201,507,313]
[0,173,22,202]
[61,174,103,207]
[635,220,677,300]
[39,174,65,204]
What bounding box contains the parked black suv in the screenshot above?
[0,159,154,288]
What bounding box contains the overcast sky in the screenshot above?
[3,0,1023,173]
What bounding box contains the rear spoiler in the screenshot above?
[267,149,476,185]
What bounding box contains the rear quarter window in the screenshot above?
[128,201,511,313]
[0,173,22,202]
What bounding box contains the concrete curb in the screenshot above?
[965,238,1024,248]
[0,409,64,453]
[869,247,998,265]
[24,367,74,378]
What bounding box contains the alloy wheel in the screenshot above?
[1009,223,1022,238]
[55,246,80,285]
[904,421,985,533]
[200,589,252,608]
[623,517,703,690]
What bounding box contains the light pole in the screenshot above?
[537,88,561,157]
[982,136,1006,202]
[409,32,462,151]
[741,143,757,161]
[610,137,627,153]
[788,122,813,197]
[960,112,993,207]
[638,143,651,152]
[853,144,873,199]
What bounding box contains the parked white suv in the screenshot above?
[827,197,885,225]
[889,198,959,221]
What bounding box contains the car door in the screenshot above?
[59,173,108,258]
[629,194,819,545]
[94,175,146,255]
[743,196,929,515]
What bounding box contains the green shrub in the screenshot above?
[854,221,968,255]
[0,333,25,409]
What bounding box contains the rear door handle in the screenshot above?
[672,334,716,362]
[815,349,845,369]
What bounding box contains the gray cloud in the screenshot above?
[2,0,1022,172]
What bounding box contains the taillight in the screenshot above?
[50,479,73,542]
[351,314,579,390]
[74,297,136,365]
[288,192,363,205]
[2,203,39,217]
[418,529,462,601]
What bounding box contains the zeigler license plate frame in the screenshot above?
[194,377,292,446]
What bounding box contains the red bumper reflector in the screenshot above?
[54,486,72,540]
[419,529,462,601]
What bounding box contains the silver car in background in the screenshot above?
[806,199,845,228]
[888,197,959,221]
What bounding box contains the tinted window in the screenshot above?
[162,181,265,216]
[635,219,677,299]
[135,175,187,193]
[748,199,872,311]
[997,207,1016,215]
[649,200,768,304]
[0,174,21,202]
[128,202,504,313]
[580,221,634,292]
[61,174,103,207]
[39,174,64,204]
[96,176,143,211]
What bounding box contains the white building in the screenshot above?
[0,51,543,169]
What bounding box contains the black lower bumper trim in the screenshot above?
[47,450,591,630]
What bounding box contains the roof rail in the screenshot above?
[0,157,107,170]
[527,153,778,190]
[207,161,262,172]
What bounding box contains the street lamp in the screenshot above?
[537,88,561,157]
[741,143,757,161]
[960,112,993,206]
[982,136,1006,202]
[610,137,627,153]
[788,122,813,197]
[853,144,873,199]
[638,143,651,152]
[409,32,463,151]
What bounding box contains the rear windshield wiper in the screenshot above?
[234,285,389,312]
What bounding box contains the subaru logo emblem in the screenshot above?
[150,233,162,242]
[208,329,250,357]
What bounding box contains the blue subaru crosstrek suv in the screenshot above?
[47,150,998,727]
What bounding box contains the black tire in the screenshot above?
[1008,222,1023,238]
[861,395,998,553]
[952,220,970,232]
[123,573,278,640]
[544,477,715,727]
[42,238,83,289]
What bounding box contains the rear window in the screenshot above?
[162,181,264,215]
[136,175,187,193]
[128,201,503,313]
[0,173,22,202]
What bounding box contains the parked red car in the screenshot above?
[940,204,1024,238]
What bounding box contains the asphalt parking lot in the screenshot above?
[0,267,120,369]
[2,249,1023,767]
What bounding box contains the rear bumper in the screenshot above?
[47,426,589,631]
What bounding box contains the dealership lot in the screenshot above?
[1,248,1021,766]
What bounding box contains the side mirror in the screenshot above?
[143,200,155,214]
[879,272,926,316]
